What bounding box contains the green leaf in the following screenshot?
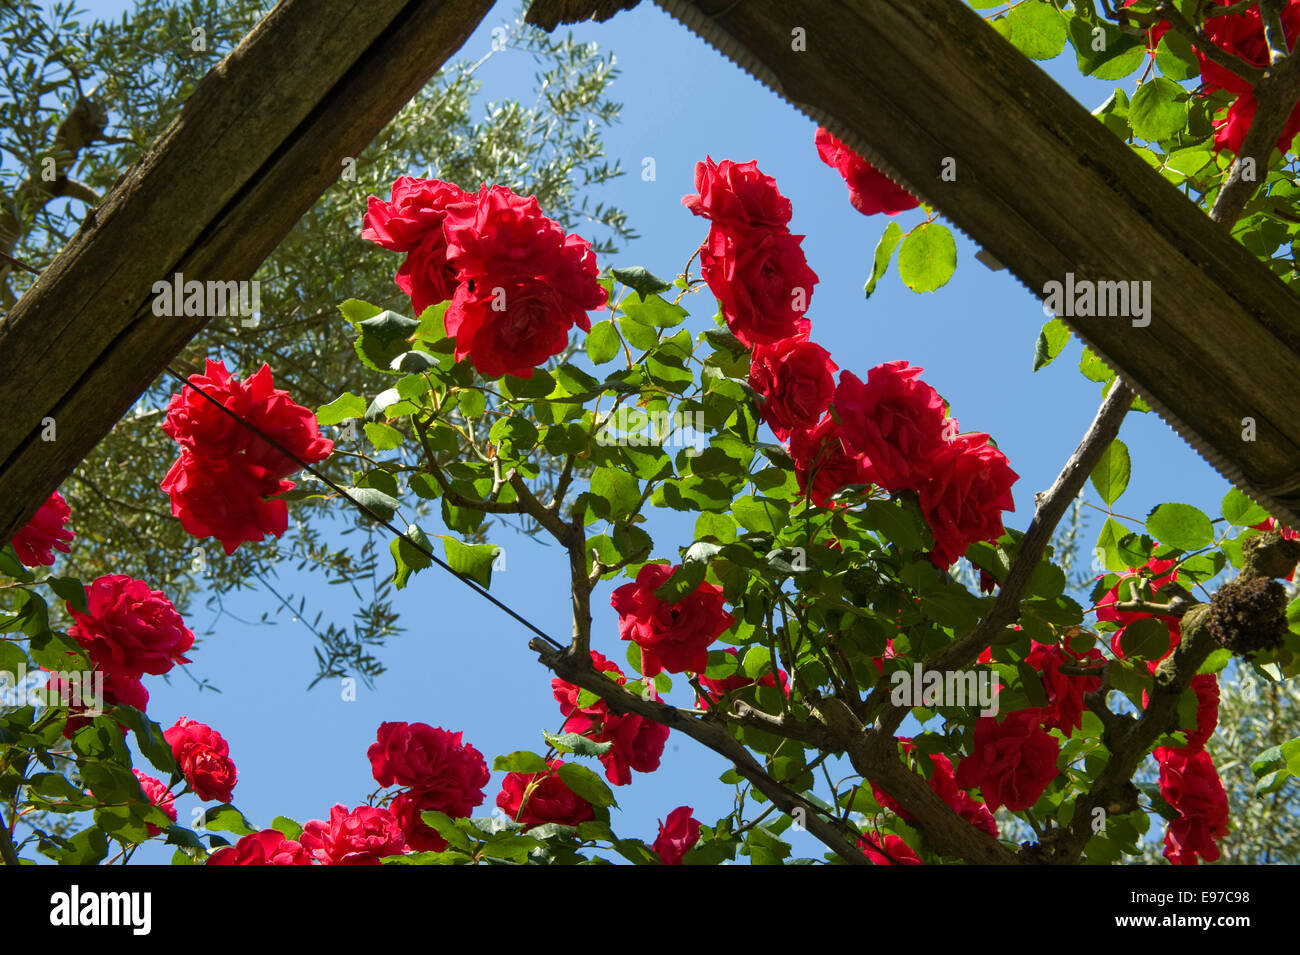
[1079,345,1112,383]
[896,223,957,293]
[611,266,672,300]
[317,392,367,425]
[364,421,404,451]
[339,298,383,324]
[1221,487,1270,527]
[1070,15,1145,79]
[1003,0,1068,59]
[390,523,433,590]
[271,816,303,841]
[197,805,256,837]
[1090,439,1131,506]
[389,350,439,374]
[442,537,498,589]
[353,311,420,374]
[1033,317,1072,371]
[1154,30,1199,81]
[1119,617,1175,660]
[344,486,400,522]
[493,751,551,774]
[1128,77,1189,142]
[1146,502,1215,551]
[556,762,617,809]
[46,577,87,615]
[419,811,474,852]
[864,221,904,298]
[622,294,687,328]
[586,320,621,364]
[589,467,641,520]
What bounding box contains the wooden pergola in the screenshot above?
[2,0,1298,544]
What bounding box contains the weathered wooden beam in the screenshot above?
[0,0,494,544]
[658,0,1300,527]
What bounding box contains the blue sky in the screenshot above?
[49,0,1236,862]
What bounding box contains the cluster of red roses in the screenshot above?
[161,360,333,554]
[361,177,607,379]
[207,718,699,864]
[685,149,1018,568]
[1135,0,1300,153]
[1096,556,1226,864]
[8,491,239,826]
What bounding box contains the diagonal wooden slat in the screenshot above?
[0,0,494,544]
[657,0,1300,527]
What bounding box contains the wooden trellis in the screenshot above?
[1,0,1298,544]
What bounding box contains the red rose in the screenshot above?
[444,275,592,380]
[789,413,873,507]
[300,804,406,865]
[834,362,950,492]
[871,740,997,838]
[682,156,793,230]
[748,323,837,441]
[161,452,291,555]
[695,646,790,708]
[163,360,333,481]
[815,127,919,217]
[859,833,923,865]
[1183,674,1220,753]
[11,490,74,567]
[362,176,474,314]
[700,223,819,347]
[1097,556,1182,661]
[389,790,458,853]
[1212,91,1300,154]
[207,829,313,865]
[652,805,702,865]
[551,651,670,786]
[1197,0,1300,95]
[367,722,489,817]
[1155,746,1228,865]
[495,759,595,828]
[164,717,237,803]
[46,669,148,739]
[916,432,1018,567]
[1026,641,1104,734]
[67,575,194,680]
[132,770,177,837]
[611,563,735,677]
[954,709,1060,812]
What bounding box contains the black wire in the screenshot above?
[159,365,565,651]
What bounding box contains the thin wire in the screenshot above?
[160,366,566,651]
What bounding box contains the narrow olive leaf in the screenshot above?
[1090,438,1131,506]
[896,222,957,293]
[864,221,904,298]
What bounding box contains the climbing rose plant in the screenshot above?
[2,113,1299,865]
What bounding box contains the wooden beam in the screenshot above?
[658,0,1300,527]
[0,0,494,544]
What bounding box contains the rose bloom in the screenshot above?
[954,708,1060,812]
[699,223,819,347]
[681,156,793,230]
[207,829,314,865]
[164,717,238,804]
[1212,91,1300,155]
[815,127,919,217]
[1155,746,1229,865]
[389,790,459,853]
[551,651,671,786]
[132,770,177,837]
[834,362,950,492]
[496,759,595,829]
[859,833,923,865]
[66,575,194,680]
[12,490,74,567]
[748,322,837,441]
[916,432,1018,567]
[300,804,406,865]
[161,451,292,555]
[652,806,702,865]
[367,722,489,817]
[46,669,148,739]
[870,739,997,838]
[1026,641,1104,735]
[695,646,790,709]
[1197,0,1300,95]
[611,563,735,677]
[789,414,874,508]
[361,176,474,315]
[163,360,333,481]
